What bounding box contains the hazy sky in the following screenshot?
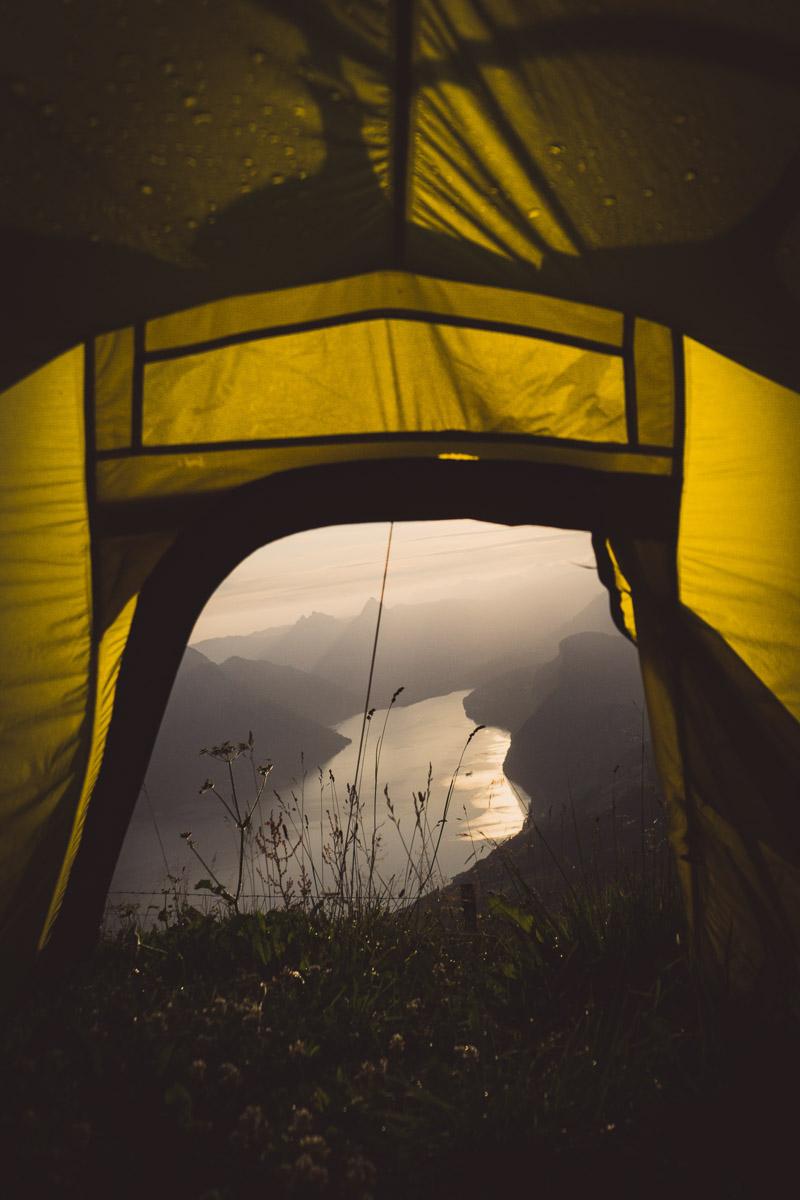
[189,519,599,642]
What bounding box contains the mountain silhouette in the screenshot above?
[462,593,619,730]
[192,625,292,665]
[499,631,655,816]
[143,648,350,815]
[220,655,361,728]
[191,570,604,705]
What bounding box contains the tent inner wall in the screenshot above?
[2,274,798,990]
[606,339,800,981]
[93,273,675,511]
[0,348,94,981]
[41,457,676,972]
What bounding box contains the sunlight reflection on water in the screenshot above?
[325,692,528,879]
[109,691,529,914]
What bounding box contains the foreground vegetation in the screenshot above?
[3,730,797,1198]
[3,865,797,1200]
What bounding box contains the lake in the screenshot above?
[108,690,528,920]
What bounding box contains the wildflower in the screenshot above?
[288,1154,328,1189]
[229,1104,270,1151]
[258,760,274,778]
[454,1043,480,1062]
[180,831,192,840]
[144,1010,167,1034]
[288,1039,308,1058]
[218,1061,242,1089]
[189,1059,207,1083]
[235,999,260,1026]
[354,1061,379,1091]
[288,1106,314,1136]
[388,1032,405,1053]
[345,1153,378,1195]
[298,1134,329,1159]
[405,997,421,1013]
[199,779,214,795]
[200,741,243,763]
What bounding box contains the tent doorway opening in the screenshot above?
[106,517,663,930]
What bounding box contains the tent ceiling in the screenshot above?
[3,0,800,389]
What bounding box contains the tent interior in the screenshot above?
[1,0,799,996]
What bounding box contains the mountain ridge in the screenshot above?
[142,647,351,816]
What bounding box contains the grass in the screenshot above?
[3,701,798,1198]
[5,842,797,1200]
[0,874,675,1196]
[133,699,487,929]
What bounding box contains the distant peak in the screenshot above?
[299,610,337,625]
[182,646,210,666]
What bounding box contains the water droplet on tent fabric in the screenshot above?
[271,172,286,185]
[139,180,155,196]
[548,142,565,155]
[192,111,212,125]
[642,186,655,198]
[601,194,617,207]
[250,49,266,65]
[684,168,697,182]
[182,93,198,109]
[527,207,541,219]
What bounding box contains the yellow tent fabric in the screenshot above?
[1,0,799,990]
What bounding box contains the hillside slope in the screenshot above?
[144,648,351,808]
[454,631,661,899]
[220,655,362,727]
